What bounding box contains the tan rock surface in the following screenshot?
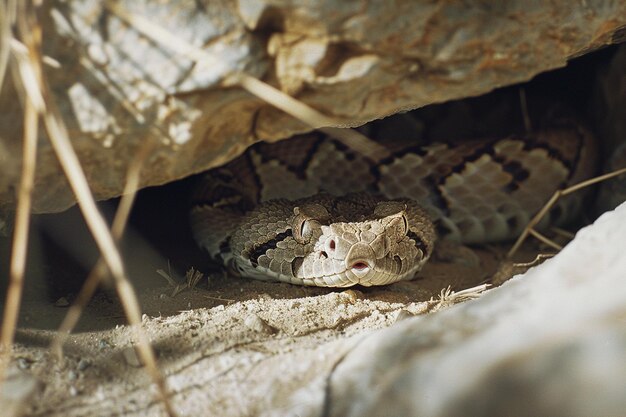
[1,1,625,213]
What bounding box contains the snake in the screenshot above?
[190,114,597,287]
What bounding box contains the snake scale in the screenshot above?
[191,113,596,287]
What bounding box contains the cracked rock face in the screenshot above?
[1,1,626,213]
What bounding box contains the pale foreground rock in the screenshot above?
[269,202,626,417]
[1,1,625,213]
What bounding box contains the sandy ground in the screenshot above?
[3,238,527,416]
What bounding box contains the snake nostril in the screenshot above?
[351,262,369,271]
[320,251,328,259]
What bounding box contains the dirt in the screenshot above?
[3,240,525,416]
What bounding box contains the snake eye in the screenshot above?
[300,219,320,241]
[293,217,323,244]
[292,203,329,244]
[399,213,409,235]
[375,201,409,238]
[385,212,409,241]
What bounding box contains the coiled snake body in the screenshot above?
[191,117,596,287]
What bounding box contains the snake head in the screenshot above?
[286,198,435,287]
[229,195,435,287]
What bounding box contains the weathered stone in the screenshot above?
[268,200,626,417]
[0,1,625,213]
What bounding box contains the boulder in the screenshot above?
[1,0,625,212]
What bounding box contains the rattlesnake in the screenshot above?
[191,114,596,287]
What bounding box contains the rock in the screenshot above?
[244,313,278,334]
[1,1,625,213]
[76,358,90,371]
[121,346,144,368]
[54,297,70,307]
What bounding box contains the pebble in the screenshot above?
[98,339,111,350]
[394,309,414,324]
[16,358,31,370]
[340,289,361,303]
[122,347,143,368]
[54,297,70,307]
[257,293,273,301]
[77,359,90,371]
[244,313,278,334]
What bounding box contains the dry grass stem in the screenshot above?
[185,268,204,288]
[7,6,178,414]
[528,228,563,251]
[0,84,39,388]
[559,166,626,196]
[513,253,555,268]
[0,1,41,392]
[0,1,15,94]
[508,165,626,257]
[158,267,205,297]
[51,141,154,360]
[238,76,391,161]
[442,283,490,303]
[103,1,390,161]
[550,226,576,240]
[430,284,490,312]
[41,75,178,417]
[491,253,556,286]
[10,39,45,111]
[156,266,177,287]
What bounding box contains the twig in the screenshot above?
[41,77,177,417]
[513,253,555,268]
[50,139,153,360]
[439,283,491,304]
[528,228,563,251]
[550,226,575,240]
[0,0,15,95]
[508,165,626,258]
[156,268,178,288]
[238,75,391,161]
[7,6,177,414]
[201,295,237,304]
[158,267,205,297]
[0,54,39,389]
[103,1,391,162]
[0,0,42,393]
